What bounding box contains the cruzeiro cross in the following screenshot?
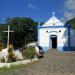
[3,25,14,49]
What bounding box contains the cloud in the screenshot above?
[28,4,36,8]
[64,11,75,20]
[64,0,75,20]
[65,0,75,10]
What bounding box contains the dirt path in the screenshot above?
[1,49,75,75]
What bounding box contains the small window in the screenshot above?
[59,30,61,32]
[53,23,55,25]
[46,31,48,33]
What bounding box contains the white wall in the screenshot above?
[38,27,68,48]
[39,28,49,47]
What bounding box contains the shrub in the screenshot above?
[0,43,3,51]
[8,48,16,62]
[26,47,35,59]
[1,57,5,63]
[21,47,27,59]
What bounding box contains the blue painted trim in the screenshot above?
[42,46,49,52]
[58,46,75,51]
[57,47,63,51]
[68,26,71,49]
[65,24,71,28]
[64,47,75,51]
[38,26,66,28]
[37,24,71,28]
[70,47,75,51]
[58,47,70,51]
[49,31,58,33]
[50,35,57,38]
[40,46,75,52]
[37,26,68,28]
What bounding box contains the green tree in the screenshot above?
[65,18,75,29]
[5,17,38,48]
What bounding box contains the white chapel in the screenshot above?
[37,12,75,51]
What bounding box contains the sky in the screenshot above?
[0,0,75,23]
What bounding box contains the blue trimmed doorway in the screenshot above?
[50,35,57,49]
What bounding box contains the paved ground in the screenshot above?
[1,49,75,75]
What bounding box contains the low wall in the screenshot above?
[0,58,38,68]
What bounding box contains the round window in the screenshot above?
[59,30,61,32]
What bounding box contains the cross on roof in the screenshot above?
[52,12,55,24]
[52,12,55,17]
[3,25,14,49]
[38,22,40,26]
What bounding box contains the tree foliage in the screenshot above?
[66,18,75,29]
[0,17,38,49]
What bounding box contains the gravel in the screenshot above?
[1,49,75,75]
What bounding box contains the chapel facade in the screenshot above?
[37,12,75,51]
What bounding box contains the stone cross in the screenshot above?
[3,25,14,49]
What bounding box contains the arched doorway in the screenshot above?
[50,35,57,48]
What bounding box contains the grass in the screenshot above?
[0,47,37,75]
[0,64,31,75]
[0,64,26,73]
[0,60,38,75]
